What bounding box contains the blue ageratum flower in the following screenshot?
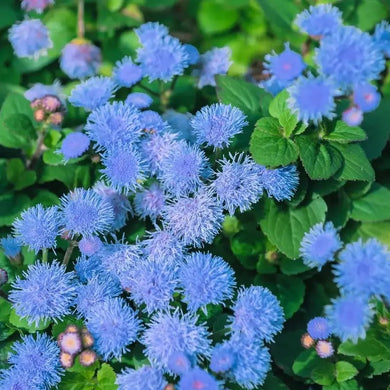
[294,4,342,37]
[9,19,52,59]
[325,295,374,343]
[211,153,263,215]
[116,366,167,390]
[85,101,142,151]
[210,343,235,373]
[333,239,390,299]
[13,204,60,253]
[287,75,339,124]
[259,76,292,96]
[68,77,117,111]
[137,35,189,82]
[342,106,363,127]
[194,47,232,88]
[163,110,196,143]
[139,110,170,133]
[60,41,102,79]
[163,189,224,247]
[101,144,146,194]
[125,92,153,109]
[229,286,284,342]
[78,236,103,256]
[167,351,191,375]
[86,297,141,360]
[191,103,248,149]
[9,262,77,325]
[8,333,63,389]
[134,183,166,222]
[315,26,385,90]
[0,235,21,258]
[264,43,306,81]
[142,310,212,370]
[178,367,222,390]
[25,81,63,102]
[0,368,34,390]
[257,164,299,201]
[307,317,331,340]
[178,252,236,312]
[60,188,114,237]
[160,142,210,197]
[135,22,169,45]
[184,44,200,65]
[21,0,53,13]
[75,254,105,283]
[121,259,177,314]
[299,222,342,270]
[373,21,390,57]
[113,56,143,88]
[353,83,381,112]
[60,132,90,160]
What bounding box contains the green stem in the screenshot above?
[63,241,77,268]
[42,248,48,263]
[139,84,160,97]
[77,0,85,39]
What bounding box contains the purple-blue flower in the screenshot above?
[125,92,153,109]
[10,262,76,325]
[342,107,363,127]
[9,19,52,59]
[287,75,339,123]
[78,236,103,256]
[116,366,167,390]
[168,351,191,375]
[75,254,104,283]
[13,204,60,253]
[178,367,221,390]
[163,110,196,143]
[0,235,21,258]
[134,183,166,222]
[135,22,168,45]
[373,21,390,57]
[307,317,331,340]
[139,110,169,133]
[68,77,117,111]
[353,83,381,112]
[0,368,34,390]
[60,132,90,160]
[191,103,247,149]
[183,44,200,65]
[210,343,235,373]
[25,81,63,102]
[21,0,54,13]
[299,222,342,270]
[316,340,334,358]
[113,56,143,88]
[60,40,101,79]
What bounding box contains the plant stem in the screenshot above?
[63,241,77,268]
[42,248,48,263]
[139,84,160,97]
[26,129,46,169]
[77,0,85,39]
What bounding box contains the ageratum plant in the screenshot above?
[0,1,390,390]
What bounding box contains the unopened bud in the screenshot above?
[81,328,94,348]
[301,333,314,349]
[316,340,334,358]
[164,385,175,390]
[379,317,389,326]
[60,351,74,369]
[49,112,64,126]
[41,95,62,112]
[79,349,97,367]
[65,324,79,333]
[34,109,46,122]
[0,269,8,286]
[31,98,42,109]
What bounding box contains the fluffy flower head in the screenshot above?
[307,317,331,340]
[113,56,143,88]
[353,83,381,112]
[1,235,21,258]
[134,183,166,222]
[373,21,390,57]
[342,106,363,127]
[316,340,334,358]
[21,0,53,13]
[60,132,90,160]
[116,366,167,390]
[135,22,168,45]
[125,92,153,109]
[178,367,221,390]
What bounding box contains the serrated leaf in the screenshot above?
[269,90,299,136]
[280,257,310,275]
[250,117,299,167]
[58,372,95,390]
[296,134,343,180]
[324,121,367,143]
[6,158,36,190]
[97,363,118,390]
[9,309,50,332]
[335,361,358,382]
[312,361,335,385]
[293,349,323,378]
[38,165,77,189]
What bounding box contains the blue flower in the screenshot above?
[9,19,52,59]
[121,258,177,314]
[75,276,121,318]
[178,367,221,390]
[125,92,153,109]
[113,56,143,88]
[86,297,141,360]
[137,35,189,82]
[85,101,142,151]
[316,340,334,358]
[211,153,263,215]
[333,239,390,299]
[9,262,76,325]
[94,182,133,231]
[259,76,292,96]
[325,295,373,343]
[79,236,103,256]
[163,189,224,247]
[178,252,236,312]
[294,4,342,37]
[160,142,209,197]
[139,110,170,133]
[194,47,232,88]
[299,222,342,270]
[257,164,299,201]
[353,83,381,112]
[21,0,53,13]
[134,183,166,222]
[163,110,196,143]
[68,77,117,111]
[342,106,363,127]
[60,188,114,237]
[210,343,235,373]
[264,43,306,81]
[75,254,104,283]
[191,103,247,149]
[315,26,385,90]
[101,144,146,194]
[0,368,35,390]
[116,366,167,390]
[229,286,284,342]
[60,40,101,79]
[287,75,339,123]
[135,22,169,45]
[167,351,191,375]
[13,204,60,253]
[142,310,211,369]
[25,81,63,102]
[183,44,200,65]
[8,333,63,388]
[60,132,90,160]
[0,235,21,258]
[373,21,390,57]
[307,317,331,340]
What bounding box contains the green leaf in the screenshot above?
[324,121,367,144]
[335,361,358,383]
[31,190,60,207]
[269,90,299,136]
[350,184,390,222]
[43,149,64,165]
[0,298,12,322]
[353,221,390,247]
[296,134,343,180]
[250,117,299,167]
[0,193,30,226]
[332,143,375,182]
[369,360,390,377]
[9,309,50,332]
[324,380,359,390]
[198,0,239,34]
[58,372,95,390]
[97,363,118,390]
[259,196,327,259]
[262,373,289,390]
[231,231,265,270]
[0,322,16,342]
[51,316,85,339]
[0,2,19,29]
[293,349,323,378]
[312,361,335,385]
[280,257,310,275]
[38,165,77,189]
[6,158,36,190]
